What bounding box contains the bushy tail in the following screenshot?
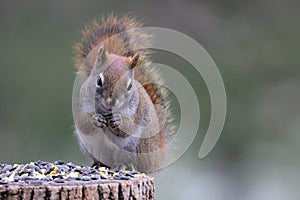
[74,14,150,74]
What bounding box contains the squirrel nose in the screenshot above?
[105,97,119,109]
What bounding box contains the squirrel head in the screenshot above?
[90,45,140,114]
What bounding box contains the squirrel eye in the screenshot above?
[127,78,133,91]
[96,73,104,88]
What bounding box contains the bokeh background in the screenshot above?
[1,0,300,199]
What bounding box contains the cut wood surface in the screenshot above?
[0,177,154,200]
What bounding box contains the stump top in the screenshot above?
[0,161,155,199]
[0,161,146,185]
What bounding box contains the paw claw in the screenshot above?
[92,114,107,128]
[108,114,121,128]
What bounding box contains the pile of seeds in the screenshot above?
[0,161,146,185]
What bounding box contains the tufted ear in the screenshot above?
[93,45,107,71]
[126,54,139,70]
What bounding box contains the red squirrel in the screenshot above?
[73,15,175,173]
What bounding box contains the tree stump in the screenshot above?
[0,177,154,200]
[0,161,155,200]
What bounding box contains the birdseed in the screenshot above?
[0,161,146,185]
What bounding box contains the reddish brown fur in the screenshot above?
[74,15,175,161]
[104,54,129,86]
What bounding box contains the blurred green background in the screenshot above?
[1,0,300,199]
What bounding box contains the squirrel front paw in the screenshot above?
[107,114,121,129]
[92,113,107,128]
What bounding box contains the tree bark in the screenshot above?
[0,177,154,200]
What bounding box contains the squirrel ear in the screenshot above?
[127,54,139,70]
[123,51,135,57]
[93,45,107,70]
